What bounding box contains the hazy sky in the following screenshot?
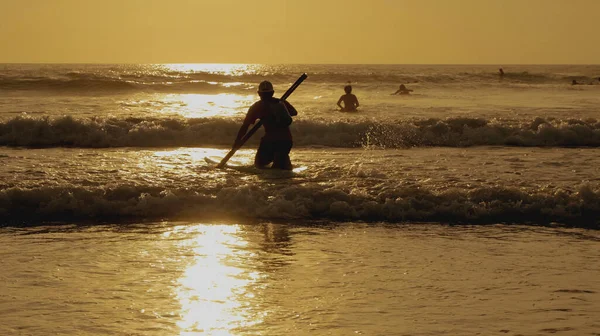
[1,0,599,64]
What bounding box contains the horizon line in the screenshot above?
[2,62,600,66]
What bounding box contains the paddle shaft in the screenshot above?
[217,73,307,168]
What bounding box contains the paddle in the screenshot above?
[217,73,308,168]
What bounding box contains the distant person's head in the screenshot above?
[257,80,274,99]
[399,84,406,89]
[572,79,578,85]
[344,85,352,94]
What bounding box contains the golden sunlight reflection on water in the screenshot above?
[174,224,264,334]
[150,148,255,168]
[158,93,254,118]
[163,64,261,76]
[2,223,599,335]
[151,148,227,161]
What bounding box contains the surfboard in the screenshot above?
[204,157,307,176]
[205,156,262,174]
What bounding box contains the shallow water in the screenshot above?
[1,223,598,335]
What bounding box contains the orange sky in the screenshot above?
[1,0,598,64]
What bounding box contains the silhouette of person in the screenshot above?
[337,85,359,112]
[233,80,297,170]
[572,79,579,85]
[392,84,413,95]
[499,68,505,78]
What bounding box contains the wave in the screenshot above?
[1,183,598,228]
[1,116,600,148]
[1,70,597,93]
[0,76,252,94]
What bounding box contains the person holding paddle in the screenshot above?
[232,80,298,170]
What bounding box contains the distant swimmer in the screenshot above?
[572,79,580,85]
[392,84,413,95]
[337,85,359,112]
[499,68,505,78]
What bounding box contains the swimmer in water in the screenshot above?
[392,84,413,95]
[337,85,359,112]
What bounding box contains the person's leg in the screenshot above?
[255,139,275,168]
[271,141,293,170]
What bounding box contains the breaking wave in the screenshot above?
[1,182,598,228]
[1,116,599,148]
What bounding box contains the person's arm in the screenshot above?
[233,107,256,148]
[234,122,252,148]
[337,96,344,109]
[354,95,359,108]
[392,89,400,95]
[283,101,297,116]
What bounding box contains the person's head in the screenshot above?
[399,84,406,89]
[257,80,274,99]
[344,85,352,94]
[572,79,577,84]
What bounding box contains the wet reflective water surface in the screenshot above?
[1,223,599,335]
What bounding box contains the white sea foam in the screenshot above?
[1,116,599,148]
[0,146,598,228]
[1,183,598,228]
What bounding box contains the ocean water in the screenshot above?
[1,223,599,335]
[1,64,599,225]
[1,64,600,334]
